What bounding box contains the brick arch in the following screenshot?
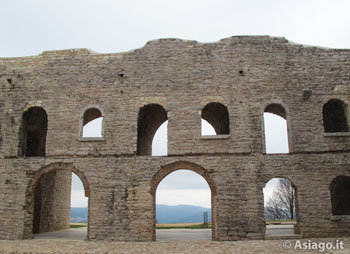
[151,161,216,196]
[26,162,90,197]
[262,175,297,190]
[23,162,90,239]
[151,161,217,240]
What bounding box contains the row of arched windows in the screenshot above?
[18,98,349,157]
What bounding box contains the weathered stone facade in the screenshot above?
[0,36,349,241]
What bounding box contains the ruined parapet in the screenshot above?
[0,36,349,241]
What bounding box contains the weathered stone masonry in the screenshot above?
[0,36,349,241]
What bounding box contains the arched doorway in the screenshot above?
[263,177,300,236]
[151,161,217,241]
[23,163,90,240]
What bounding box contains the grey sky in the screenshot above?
[2,0,349,207]
[1,0,350,58]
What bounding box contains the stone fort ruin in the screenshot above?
[0,36,349,241]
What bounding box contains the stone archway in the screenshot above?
[151,161,217,240]
[262,176,300,235]
[23,163,90,239]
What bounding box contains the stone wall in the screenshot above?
[32,170,71,234]
[0,36,349,241]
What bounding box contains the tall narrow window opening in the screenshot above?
[263,103,289,154]
[330,175,350,215]
[137,104,167,156]
[323,99,349,133]
[20,107,48,157]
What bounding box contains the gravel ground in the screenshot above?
[0,237,349,254]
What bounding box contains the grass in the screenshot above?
[266,220,296,225]
[70,222,211,229]
[156,223,211,229]
[70,223,88,228]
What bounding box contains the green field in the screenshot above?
[156,223,211,229]
[70,223,88,228]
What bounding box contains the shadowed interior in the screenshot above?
[137,104,167,155]
[330,175,350,215]
[83,108,102,126]
[265,104,286,119]
[323,99,349,133]
[201,102,229,135]
[20,107,48,157]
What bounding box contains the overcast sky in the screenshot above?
[2,0,349,208]
[1,0,350,58]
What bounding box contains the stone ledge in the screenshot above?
[330,215,350,221]
[264,234,302,240]
[77,137,105,142]
[324,132,350,137]
[201,134,230,140]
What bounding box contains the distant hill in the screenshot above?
[70,207,88,223]
[72,205,294,223]
[70,205,212,223]
[156,204,211,224]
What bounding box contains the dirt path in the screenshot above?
[0,237,349,253]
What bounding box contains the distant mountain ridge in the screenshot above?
[70,207,88,223]
[71,206,292,223]
[70,204,211,223]
[156,204,211,223]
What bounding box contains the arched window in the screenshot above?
[201,102,229,135]
[79,107,104,138]
[330,176,350,215]
[323,99,349,133]
[263,103,290,154]
[137,104,167,155]
[20,107,48,157]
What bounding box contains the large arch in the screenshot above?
[23,163,90,239]
[151,161,217,240]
